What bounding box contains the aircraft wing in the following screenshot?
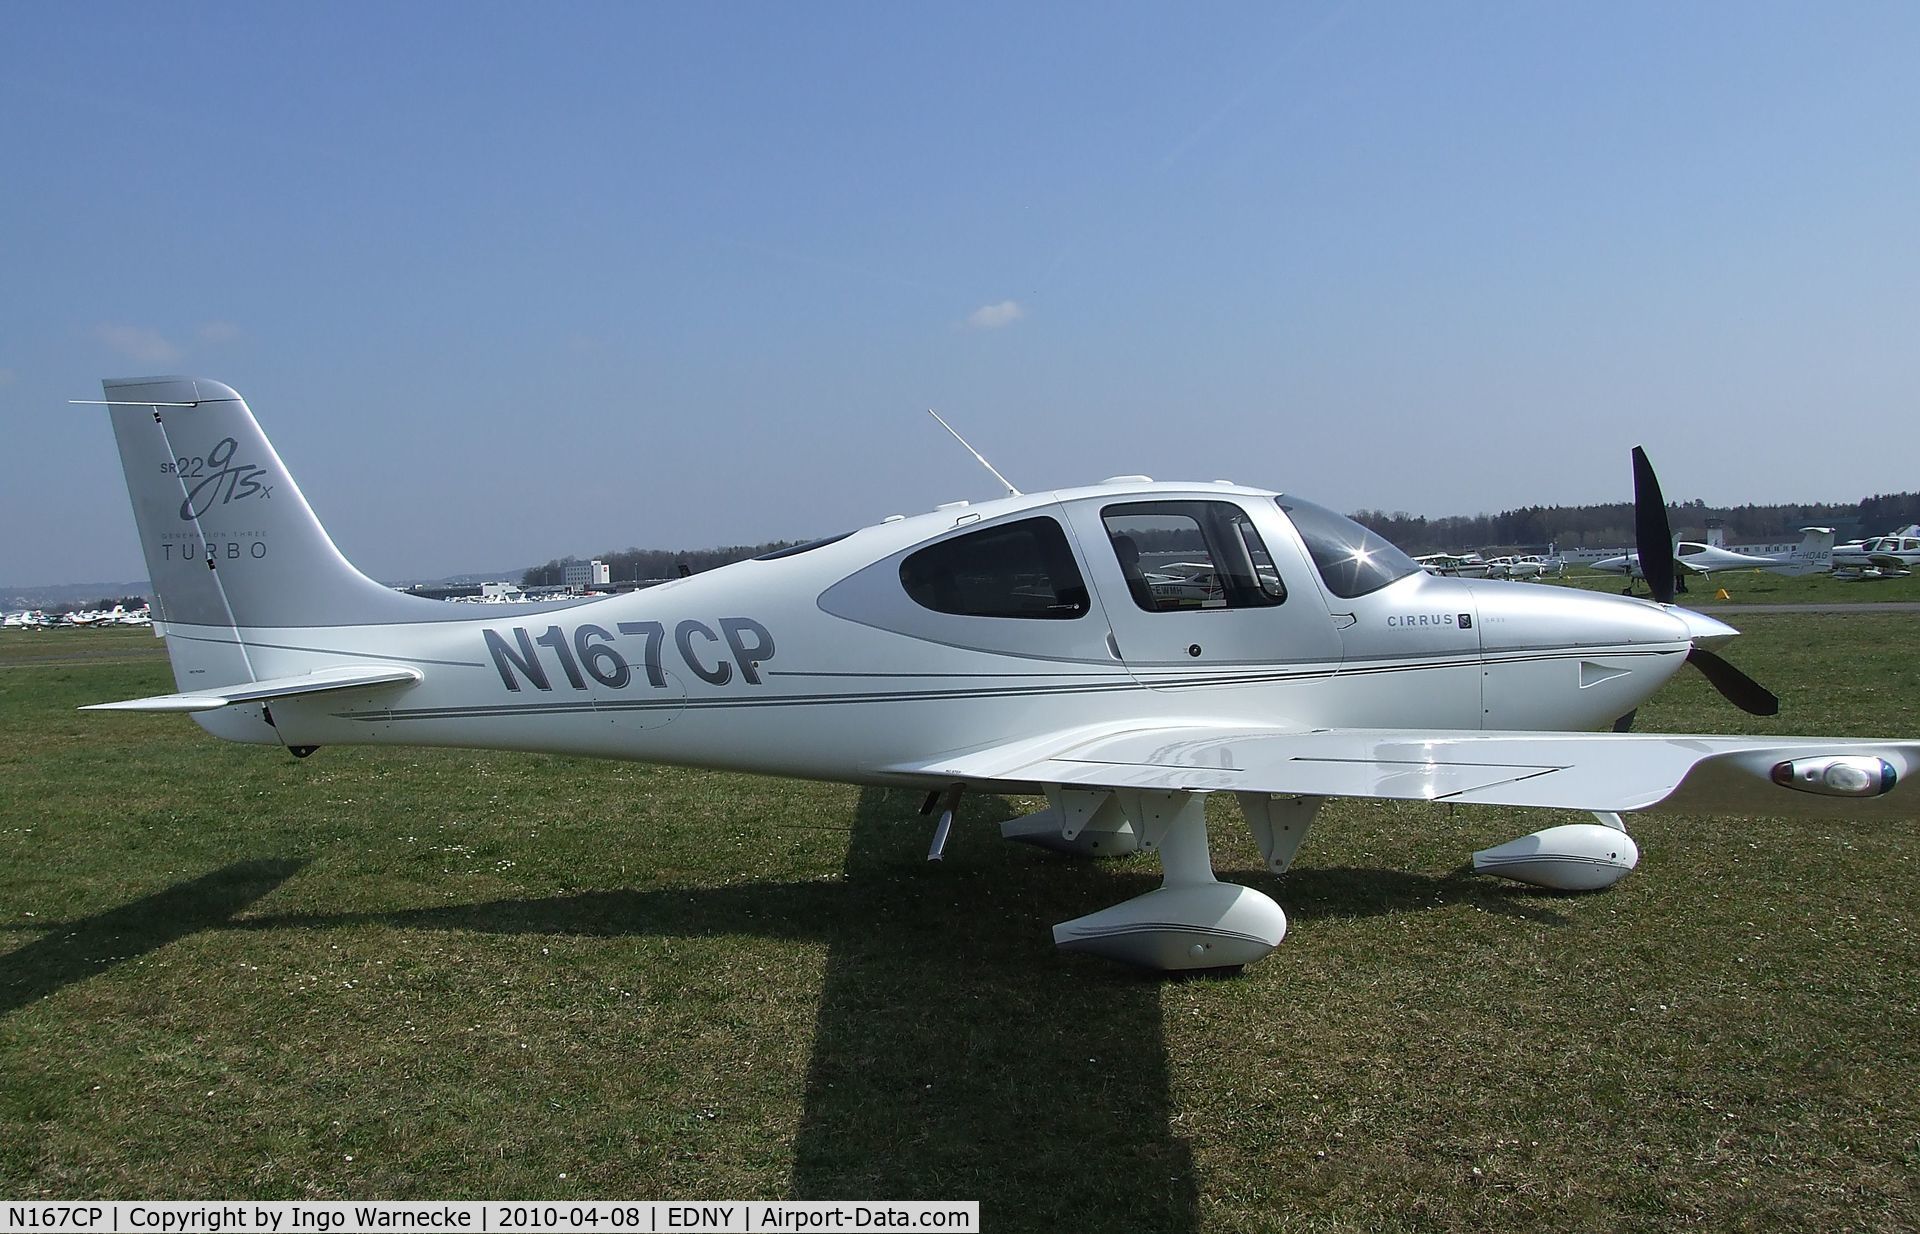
[82,665,423,713]
[887,725,1920,820]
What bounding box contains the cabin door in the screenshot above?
[1062,495,1346,694]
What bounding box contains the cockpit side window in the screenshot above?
[899,516,1090,619]
[1101,501,1286,612]
[1276,496,1421,598]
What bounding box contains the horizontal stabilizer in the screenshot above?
[83,664,423,713]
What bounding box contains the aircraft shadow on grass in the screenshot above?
[0,793,1568,1227]
[0,857,307,1020]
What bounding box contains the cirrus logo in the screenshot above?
[1385,613,1456,628]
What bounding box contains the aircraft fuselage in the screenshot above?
[181,482,1700,788]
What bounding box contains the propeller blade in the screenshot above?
[1631,446,1678,605]
[1687,647,1780,716]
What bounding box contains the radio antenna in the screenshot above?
[928,409,1021,497]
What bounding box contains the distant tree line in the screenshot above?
[1351,491,1920,555]
[521,542,802,587]
[1857,492,1920,533]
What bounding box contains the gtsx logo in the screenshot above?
[165,437,274,520]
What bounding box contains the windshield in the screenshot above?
[1276,497,1421,599]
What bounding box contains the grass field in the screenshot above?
[2,624,1917,1231]
[1550,565,1920,606]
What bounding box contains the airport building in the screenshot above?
[563,559,611,589]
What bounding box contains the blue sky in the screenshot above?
[4,3,1917,585]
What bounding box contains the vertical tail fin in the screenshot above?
[103,377,444,632]
[1769,526,1835,576]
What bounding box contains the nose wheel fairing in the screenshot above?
[1472,814,1640,891]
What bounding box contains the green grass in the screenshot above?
[1549,565,1920,605]
[2,625,1918,1231]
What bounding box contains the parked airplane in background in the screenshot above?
[1482,556,1522,579]
[1485,553,1565,581]
[2,606,150,629]
[66,603,151,627]
[1591,527,1835,593]
[79,379,1919,974]
[1413,552,1489,578]
[1832,526,1920,580]
[1140,560,1227,607]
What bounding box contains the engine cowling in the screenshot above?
[1472,823,1639,892]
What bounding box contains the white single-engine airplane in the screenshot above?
[80,379,1919,973]
[1412,552,1489,578]
[1483,554,1562,581]
[1831,526,1920,579]
[1591,527,1835,592]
